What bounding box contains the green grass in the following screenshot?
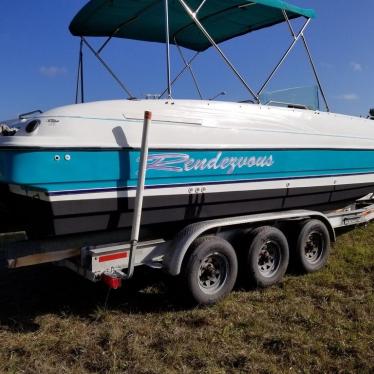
[0,225,373,373]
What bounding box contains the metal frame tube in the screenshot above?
[195,0,208,15]
[283,9,296,38]
[75,38,84,104]
[97,1,161,56]
[258,12,330,112]
[160,52,200,98]
[283,11,329,111]
[175,42,203,99]
[79,38,85,103]
[127,111,152,279]
[97,35,115,55]
[82,38,135,99]
[164,0,172,99]
[258,18,311,96]
[300,34,330,112]
[177,0,259,103]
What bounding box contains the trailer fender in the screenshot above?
[163,210,335,276]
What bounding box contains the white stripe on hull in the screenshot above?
[9,173,374,202]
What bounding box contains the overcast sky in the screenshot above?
[0,0,373,119]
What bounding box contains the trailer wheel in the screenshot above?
[182,236,238,305]
[244,226,289,288]
[293,219,330,273]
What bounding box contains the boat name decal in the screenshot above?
[146,152,274,175]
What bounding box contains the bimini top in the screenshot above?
[70,0,316,52]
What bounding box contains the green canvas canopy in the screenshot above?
[70,0,316,52]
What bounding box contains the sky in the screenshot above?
[0,0,373,120]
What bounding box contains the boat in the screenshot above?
[1,0,374,238]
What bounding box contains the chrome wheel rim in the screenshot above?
[198,253,229,294]
[304,231,324,264]
[257,240,281,277]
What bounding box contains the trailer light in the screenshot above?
[102,274,122,289]
[98,251,128,263]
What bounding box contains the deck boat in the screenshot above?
[1,0,374,238]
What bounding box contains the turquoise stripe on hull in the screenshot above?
[1,149,374,192]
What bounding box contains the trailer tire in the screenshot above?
[181,236,238,305]
[244,226,289,288]
[292,219,330,273]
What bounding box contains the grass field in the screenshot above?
[0,225,373,373]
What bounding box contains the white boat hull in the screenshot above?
[1,100,374,236]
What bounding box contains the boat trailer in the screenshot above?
[1,112,374,304]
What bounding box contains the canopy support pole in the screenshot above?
[195,0,208,15]
[257,11,330,112]
[160,52,200,98]
[75,37,85,104]
[96,1,162,55]
[177,0,259,103]
[257,18,310,97]
[283,10,296,37]
[300,34,330,112]
[97,35,114,55]
[79,38,85,103]
[82,37,135,99]
[283,12,330,112]
[164,0,172,99]
[175,41,203,99]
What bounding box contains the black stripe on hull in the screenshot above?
[1,183,374,237]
